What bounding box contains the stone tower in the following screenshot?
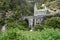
[34,3,37,16]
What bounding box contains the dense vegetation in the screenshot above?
[0,28,60,40]
[0,0,60,40]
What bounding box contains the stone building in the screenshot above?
[22,3,59,31]
[34,4,47,25]
[22,4,48,31]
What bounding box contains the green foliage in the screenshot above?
[0,28,60,40]
[0,18,5,25]
[34,24,44,31]
[6,19,29,31]
[5,10,29,30]
[39,28,60,40]
[35,17,60,31]
[0,28,22,40]
[43,17,60,28]
[34,14,60,31]
[0,0,60,40]
[0,0,34,16]
[43,14,60,20]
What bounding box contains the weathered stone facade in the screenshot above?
[22,3,59,31]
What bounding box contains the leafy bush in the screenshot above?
[34,24,44,31]
[43,17,60,28]
[39,28,60,40]
[0,28,60,40]
[6,19,29,31]
[0,28,22,40]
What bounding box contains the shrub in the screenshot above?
[43,17,60,28]
[34,24,44,31]
[39,28,60,40]
[6,20,29,31]
[0,28,22,40]
[0,28,60,40]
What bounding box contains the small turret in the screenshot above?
[34,3,38,16]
